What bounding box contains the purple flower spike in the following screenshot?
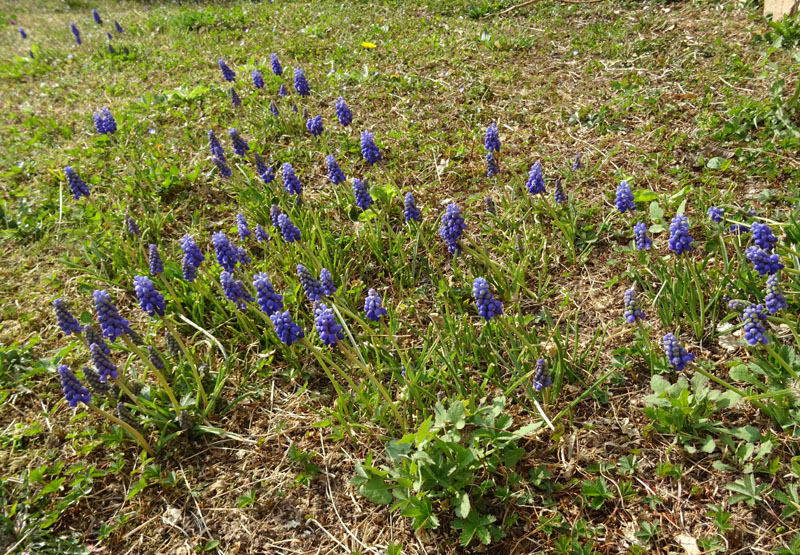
[486,152,499,178]
[360,130,382,165]
[314,302,343,347]
[615,180,635,213]
[93,289,130,342]
[751,222,778,252]
[747,246,783,276]
[326,155,346,185]
[278,213,301,243]
[270,101,279,116]
[58,365,91,407]
[668,214,693,255]
[271,310,304,345]
[208,130,226,161]
[255,224,270,243]
[484,123,501,153]
[573,154,583,171]
[270,205,282,228]
[213,156,231,178]
[554,179,566,204]
[473,277,503,321]
[533,359,553,391]
[180,235,205,269]
[320,268,337,296]
[229,128,249,156]
[148,244,164,275]
[252,69,265,89]
[133,275,166,317]
[352,178,373,210]
[633,222,652,251]
[71,22,81,45]
[90,342,118,382]
[220,271,253,310]
[182,258,197,282]
[271,53,282,76]
[364,289,387,322]
[623,289,645,323]
[148,346,165,371]
[297,264,323,301]
[335,97,353,126]
[236,246,251,266]
[218,59,236,82]
[306,115,323,136]
[19,27,27,39]
[255,153,275,184]
[64,167,90,200]
[707,207,724,223]
[212,232,238,271]
[230,87,241,108]
[53,299,82,335]
[742,304,768,346]
[279,84,288,97]
[525,161,546,195]
[253,273,283,316]
[663,333,694,371]
[115,20,123,33]
[236,213,251,241]
[439,203,466,255]
[294,67,310,96]
[84,324,109,354]
[404,193,421,222]
[282,163,302,196]
[92,8,102,24]
[765,274,788,315]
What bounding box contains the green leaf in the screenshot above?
[356,474,393,504]
[35,477,65,500]
[729,426,760,442]
[634,190,659,203]
[415,417,432,446]
[649,201,664,222]
[650,374,671,396]
[706,157,731,170]
[125,477,150,501]
[455,491,470,518]
[701,436,716,453]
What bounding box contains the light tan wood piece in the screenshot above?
[764,0,799,20]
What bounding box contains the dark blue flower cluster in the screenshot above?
[269,101,279,116]
[252,69,264,89]
[58,365,91,407]
[255,224,270,243]
[53,299,82,335]
[133,275,166,317]
[765,274,787,315]
[90,342,118,382]
[148,346,166,371]
[254,153,275,184]
[218,59,236,82]
[663,333,694,371]
[525,161,546,195]
[253,273,283,316]
[533,359,553,391]
[707,206,724,223]
[271,310,304,345]
[93,289,130,342]
[237,213,251,240]
[71,22,81,44]
[306,115,323,136]
[220,271,253,310]
[92,8,102,24]
[208,130,226,160]
[314,302,343,347]
[229,128,249,156]
[19,27,27,39]
[271,53,282,76]
[64,166,90,200]
[270,205,282,228]
[473,277,503,321]
[180,234,205,282]
[83,365,110,396]
[746,246,783,276]
[484,123,501,152]
[554,179,566,205]
[573,154,583,171]
[115,20,123,33]
[279,84,288,97]
[326,155,346,185]
[751,222,777,252]
[439,203,466,255]
[93,107,116,134]
[615,180,635,213]
[364,289,387,322]
[742,304,768,345]
[404,193,421,222]
[294,68,310,96]
[125,215,140,235]
[282,163,302,196]
[668,214,693,255]
[360,130,382,165]
[148,244,164,275]
[729,223,750,235]
[335,97,352,126]
[623,289,645,323]
[230,87,241,108]
[320,268,337,296]
[297,264,323,302]
[352,178,373,210]
[236,245,251,266]
[212,231,239,271]
[213,156,232,178]
[84,324,109,354]
[486,152,499,178]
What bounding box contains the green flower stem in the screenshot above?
[160,276,187,320]
[689,363,770,413]
[88,402,154,456]
[122,336,181,413]
[764,344,800,381]
[161,318,206,408]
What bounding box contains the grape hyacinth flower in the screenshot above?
[533,359,553,391]
[64,167,90,200]
[707,206,724,223]
[147,244,163,275]
[255,224,270,243]
[212,231,238,271]
[220,271,253,310]
[253,273,283,316]
[751,222,778,252]
[269,101,279,116]
[229,128,249,156]
[71,22,81,44]
[252,69,264,89]
[236,213,251,241]
[117,402,140,430]
[765,274,788,315]
[554,179,566,205]
[180,234,205,269]
[525,161,546,195]
[230,87,241,108]
[404,193,421,222]
[90,343,118,382]
[133,275,166,317]
[254,153,275,184]
[314,302,343,348]
[484,123,501,152]
[319,268,337,297]
[439,203,466,255]
[58,365,91,407]
[668,214,693,255]
[83,366,110,396]
[633,222,652,251]
[270,205,282,228]
[213,156,231,178]
[615,180,635,213]
[364,289,387,322]
[107,44,115,54]
[218,59,235,82]
[623,289,645,323]
[729,223,750,235]
[360,130,382,165]
[271,310,304,345]
[278,214,301,243]
[208,130,226,161]
[165,332,181,358]
[279,84,288,97]
[486,152,499,178]
[236,246,251,266]
[282,163,302,196]
[334,97,352,126]
[294,67,310,96]
[19,27,27,39]
[297,264,323,302]
[663,333,694,371]
[93,112,107,134]
[573,154,583,171]
[292,104,298,113]
[473,277,503,321]
[92,107,116,134]
[115,20,123,33]
[93,290,130,342]
[271,53,282,76]
[84,324,109,355]
[352,178,373,210]
[742,304,769,346]
[746,246,783,276]
[53,299,82,335]
[306,115,323,137]
[182,258,198,282]
[148,347,165,372]
[326,155,346,185]
[92,8,102,24]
